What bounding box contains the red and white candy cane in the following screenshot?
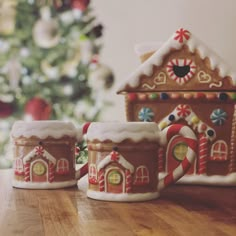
[158,124,197,191]
[24,162,30,182]
[48,162,55,183]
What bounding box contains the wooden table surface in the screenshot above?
[0,169,236,236]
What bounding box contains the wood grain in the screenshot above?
[0,169,236,236]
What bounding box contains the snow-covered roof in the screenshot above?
[23,146,56,165]
[117,28,236,93]
[86,122,159,143]
[11,120,78,140]
[97,150,134,173]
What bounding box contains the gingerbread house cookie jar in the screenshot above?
[11,121,82,189]
[117,28,236,186]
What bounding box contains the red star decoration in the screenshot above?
[110,151,120,161]
[35,146,44,156]
[174,28,190,43]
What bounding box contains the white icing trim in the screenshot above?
[87,122,159,143]
[97,151,134,173]
[117,28,236,92]
[23,147,57,165]
[133,165,150,184]
[11,120,79,140]
[12,179,77,189]
[158,104,216,141]
[159,172,236,186]
[210,140,228,161]
[87,190,160,202]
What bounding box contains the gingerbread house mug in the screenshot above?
[11,120,88,189]
[85,122,197,202]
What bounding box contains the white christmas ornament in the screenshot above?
[33,7,60,48]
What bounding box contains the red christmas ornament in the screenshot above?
[0,101,14,118]
[71,0,90,11]
[25,97,51,120]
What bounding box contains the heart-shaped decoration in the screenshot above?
[197,71,212,83]
[154,72,166,85]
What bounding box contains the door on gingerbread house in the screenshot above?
[105,167,125,193]
[166,135,196,174]
[31,159,48,182]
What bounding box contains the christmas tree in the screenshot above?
[0,0,114,168]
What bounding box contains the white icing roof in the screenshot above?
[97,151,134,172]
[23,147,57,164]
[86,122,159,143]
[117,28,236,92]
[11,120,78,139]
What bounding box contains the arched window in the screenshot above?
[56,158,69,175]
[133,166,149,186]
[89,164,98,184]
[210,140,228,161]
[14,158,24,175]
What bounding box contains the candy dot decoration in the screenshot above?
[128,93,137,102]
[138,107,154,122]
[160,93,169,100]
[183,93,193,99]
[207,129,215,137]
[149,93,158,100]
[200,123,207,131]
[218,93,228,101]
[138,93,147,101]
[206,93,216,100]
[210,109,228,126]
[171,93,181,99]
[159,121,168,130]
[191,116,200,124]
[195,93,205,99]
[168,114,175,121]
[231,93,236,101]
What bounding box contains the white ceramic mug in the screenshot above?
[11,120,87,189]
[85,122,197,202]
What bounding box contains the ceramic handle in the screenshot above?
[75,123,91,180]
[157,124,197,191]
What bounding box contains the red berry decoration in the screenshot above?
[25,97,51,120]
